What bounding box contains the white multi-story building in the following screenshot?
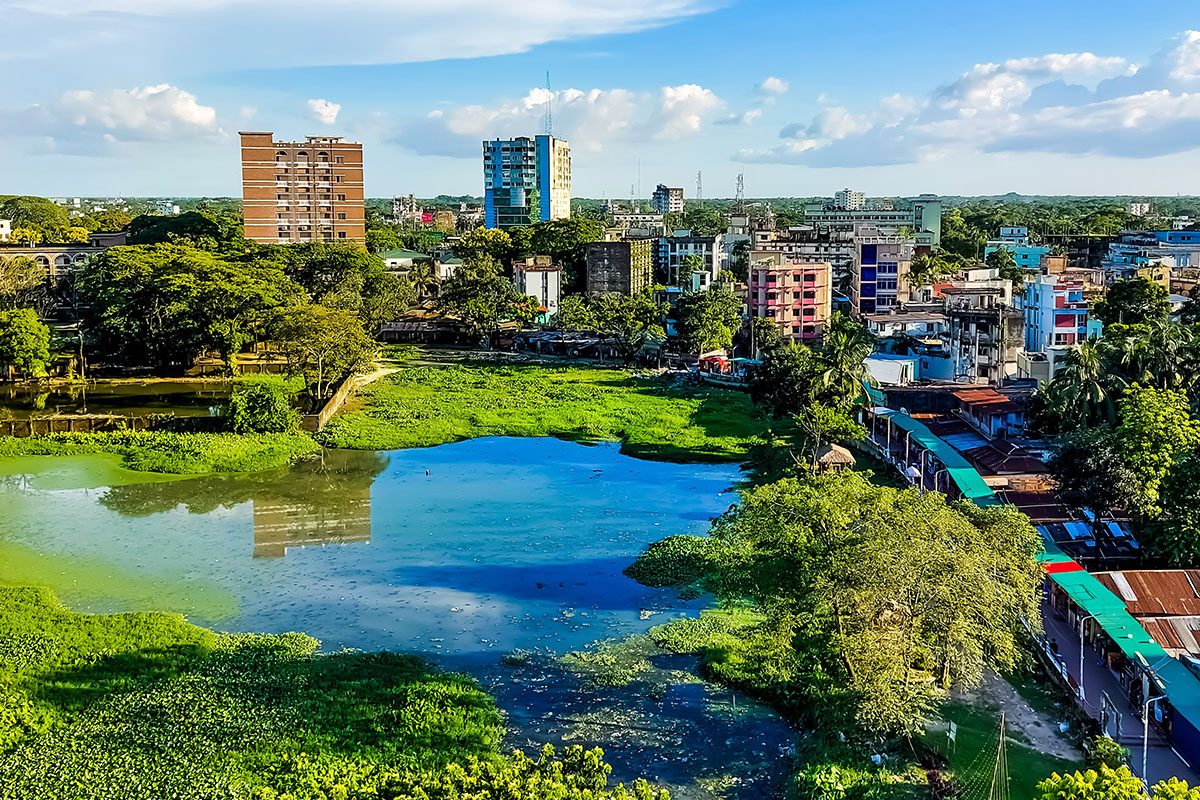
[834,188,865,210]
[651,184,684,214]
[804,194,943,248]
[656,231,725,286]
[513,256,562,318]
[0,220,10,243]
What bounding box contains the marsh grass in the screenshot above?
[319,363,769,463]
[0,431,319,475]
[0,586,665,800]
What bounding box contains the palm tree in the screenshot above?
[408,260,440,302]
[816,313,876,406]
[1047,339,1123,428]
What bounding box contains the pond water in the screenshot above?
[0,381,233,418]
[0,437,795,798]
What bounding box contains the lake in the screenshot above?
[0,437,794,798]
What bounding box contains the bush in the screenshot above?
[1087,734,1130,770]
[228,375,300,434]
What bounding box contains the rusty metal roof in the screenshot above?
[1094,570,1200,616]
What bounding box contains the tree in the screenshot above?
[1144,455,1200,566]
[438,266,539,344]
[1180,284,1200,325]
[0,196,70,239]
[1087,735,1130,771]
[276,242,408,330]
[88,209,133,232]
[271,304,375,404]
[793,402,866,471]
[1038,339,1125,431]
[699,473,1043,735]
[1093,278,1171,327]
[0,256,45,310]
[554,291,666,364]
[748,341,820,418]
[905,250,964,288]
[127,211,223,246]
[454,228,513,266]
[77,244,297,371]
[1034,766,1147,800]
[510,218,604,292]
[63,226,90,244]
[408,260,441,302]
[1049,427,1143,525]
[814,313,876,407]
[9,227,42,245]
[0,308,53,380]
[985,246,1025,285]
[1116,385,1200,515]
[228,375,300,433]
[674,286,742,354]
[729,240,751,282]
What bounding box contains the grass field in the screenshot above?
[318,363,772,463]
[0,586,662,800]
[0,430,319,475]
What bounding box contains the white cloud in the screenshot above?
[392,83,725,157]
[748,32,1200,167]
[307,98,341,125]
[758,76,789,95]
[1167,30,1200,81]
[2,0,721,72]
[2,83,220,151]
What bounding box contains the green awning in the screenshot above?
[875,410,999,505]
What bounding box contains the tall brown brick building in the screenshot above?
[239,132,365,245]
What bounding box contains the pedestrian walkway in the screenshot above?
[1042,600,1200,787]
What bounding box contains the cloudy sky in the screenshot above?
[4,0,1200,198]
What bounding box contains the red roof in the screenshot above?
[1043,560,1084,574]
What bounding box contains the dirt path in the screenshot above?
[963,672,1082,761]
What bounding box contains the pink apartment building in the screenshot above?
[747,252,833,342]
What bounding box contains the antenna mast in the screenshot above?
[735,172,745,213]
[545,71,553,136]
[696,171,703,206]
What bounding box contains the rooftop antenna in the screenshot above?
[735,171,745,213]
[696,170,703,206]
[544,70,553,136]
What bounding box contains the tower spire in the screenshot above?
[545,71,553,136]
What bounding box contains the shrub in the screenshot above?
[228,375,300,434]
[1087,734,1130,770]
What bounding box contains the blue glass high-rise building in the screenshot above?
[483,135,570,229]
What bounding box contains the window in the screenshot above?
[336,212,346,220]
[275,175,287,181]
[861,244,878,265]
[334,155,344,164]
[336,193,345,201]
[296,151,309,160]
[337,231,347,239]
[275,151,287,161]
[335,176,343,183]
[276,194,287,200]
[318,152,330,162]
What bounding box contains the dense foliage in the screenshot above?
[628,472,1044,736]
[228,375,300,434]
[0,309,53,379]
[554,291,667,364]
[673,284,742,354]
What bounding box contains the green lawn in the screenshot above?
[318,363,771,463]
[0,586,662,800]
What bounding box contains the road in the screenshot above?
[1042,599,1200,787]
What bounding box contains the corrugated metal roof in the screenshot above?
[1094,571,1200,617]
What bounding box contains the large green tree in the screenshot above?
[554,291,666,364]
[1093,277,1171,327]
[0,196,70,240]
[454,228,514,266]
[1143,455,1200,566]
[647,472,1043,735]
[0,256,46,311]
[0,308,53,380]
[674,286,743,354]
[438,260,539,344]
[510,218,605,291]
[1048,427,1143,525]
[271,303,375,403]
[77,244,297,371]
[1115,384,1200,514]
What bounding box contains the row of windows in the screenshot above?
[275,151,345,164]
[276,193,348,201]
[276,174,344,182]
[278,212,348,220]
[278,229,349,239]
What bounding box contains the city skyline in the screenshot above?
[4,0,1200,197]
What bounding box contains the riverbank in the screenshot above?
[0,430,319,475]
[0,585,663,799]
[318,362,771,463]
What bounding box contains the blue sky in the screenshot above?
[3,0,1200,198]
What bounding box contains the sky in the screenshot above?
[4,0,1200,199]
